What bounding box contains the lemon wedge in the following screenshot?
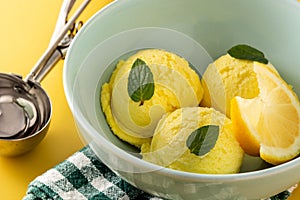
[231,64,300,165]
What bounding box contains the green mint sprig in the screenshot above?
[127,58,155,106]
[186,125,219,156]
[227,44,268,64]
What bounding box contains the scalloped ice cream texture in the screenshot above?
[101,49,203,147]
[141,107,244,174]
[200,54,279,117]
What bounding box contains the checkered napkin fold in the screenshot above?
[23,145,291,200]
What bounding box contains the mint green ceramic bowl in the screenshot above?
[63,0,300,199]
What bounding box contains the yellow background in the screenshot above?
[0,0,112,199]
[0,0,299,199]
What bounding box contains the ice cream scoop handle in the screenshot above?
[33,49,62,83]
[24,0,91,83]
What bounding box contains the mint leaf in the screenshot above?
[127,58,154,105]
[186,125,219,156]
[227,44,268,64]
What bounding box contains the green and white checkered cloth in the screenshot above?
[23,146,158,200]
[23,145,292,200]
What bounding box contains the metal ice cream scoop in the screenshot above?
[0,0,90,156]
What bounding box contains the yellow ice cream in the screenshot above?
[201,54,279,117]
[141,107,244,174]
[101,49,203,147]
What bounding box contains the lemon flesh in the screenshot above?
[231,64,300,165]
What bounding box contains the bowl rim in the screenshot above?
[63,0,300,182]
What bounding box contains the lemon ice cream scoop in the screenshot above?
[201,54,279,117]
[141,107,244,174]
[101,49,203,147]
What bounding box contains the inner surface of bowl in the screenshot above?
[64,0,300,199]
[71,26,274,173]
